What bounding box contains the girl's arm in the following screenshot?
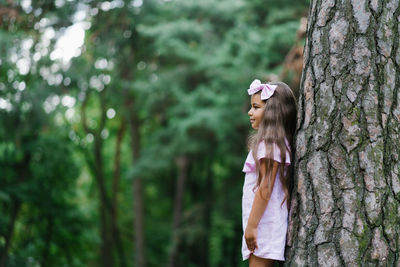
[244,159,279,253]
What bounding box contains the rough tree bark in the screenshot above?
[286,0,400,266]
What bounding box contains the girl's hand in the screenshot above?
[244,225,258,253]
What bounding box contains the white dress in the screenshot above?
[241,141,291,261]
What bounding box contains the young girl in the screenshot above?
[242,79,297,267]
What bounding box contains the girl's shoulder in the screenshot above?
[242,140,290,173]
[256,140,291,165]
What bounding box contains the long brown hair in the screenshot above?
[247,81,297,209]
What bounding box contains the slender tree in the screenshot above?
[81,89,114,267]
[0,2,92,266]
[287,0,400,265]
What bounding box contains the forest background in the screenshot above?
[0,0,309,266]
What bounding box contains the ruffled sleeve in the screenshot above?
[242,141,291,173]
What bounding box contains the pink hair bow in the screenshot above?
[247,79,277,100]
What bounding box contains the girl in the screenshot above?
[242,80,297,267]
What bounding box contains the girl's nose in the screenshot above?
[248,109,252,116]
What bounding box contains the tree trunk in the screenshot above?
[81,91,114,267]
[286,0,400,266]
[168,156,188,267]
[41,215,53,267]
[0,199,21,267]
[112,119,127,267]
[201,160,213,267]
[0,150,30,267]
[94,136,114,267]
[128,109,145,267]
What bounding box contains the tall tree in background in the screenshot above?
[81,2,163,266]
[136,1,308,265]
[287,0,400,265]
[0,2,93,267]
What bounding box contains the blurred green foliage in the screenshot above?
[0,0,308,266]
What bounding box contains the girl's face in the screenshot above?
[248,93,265,129]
